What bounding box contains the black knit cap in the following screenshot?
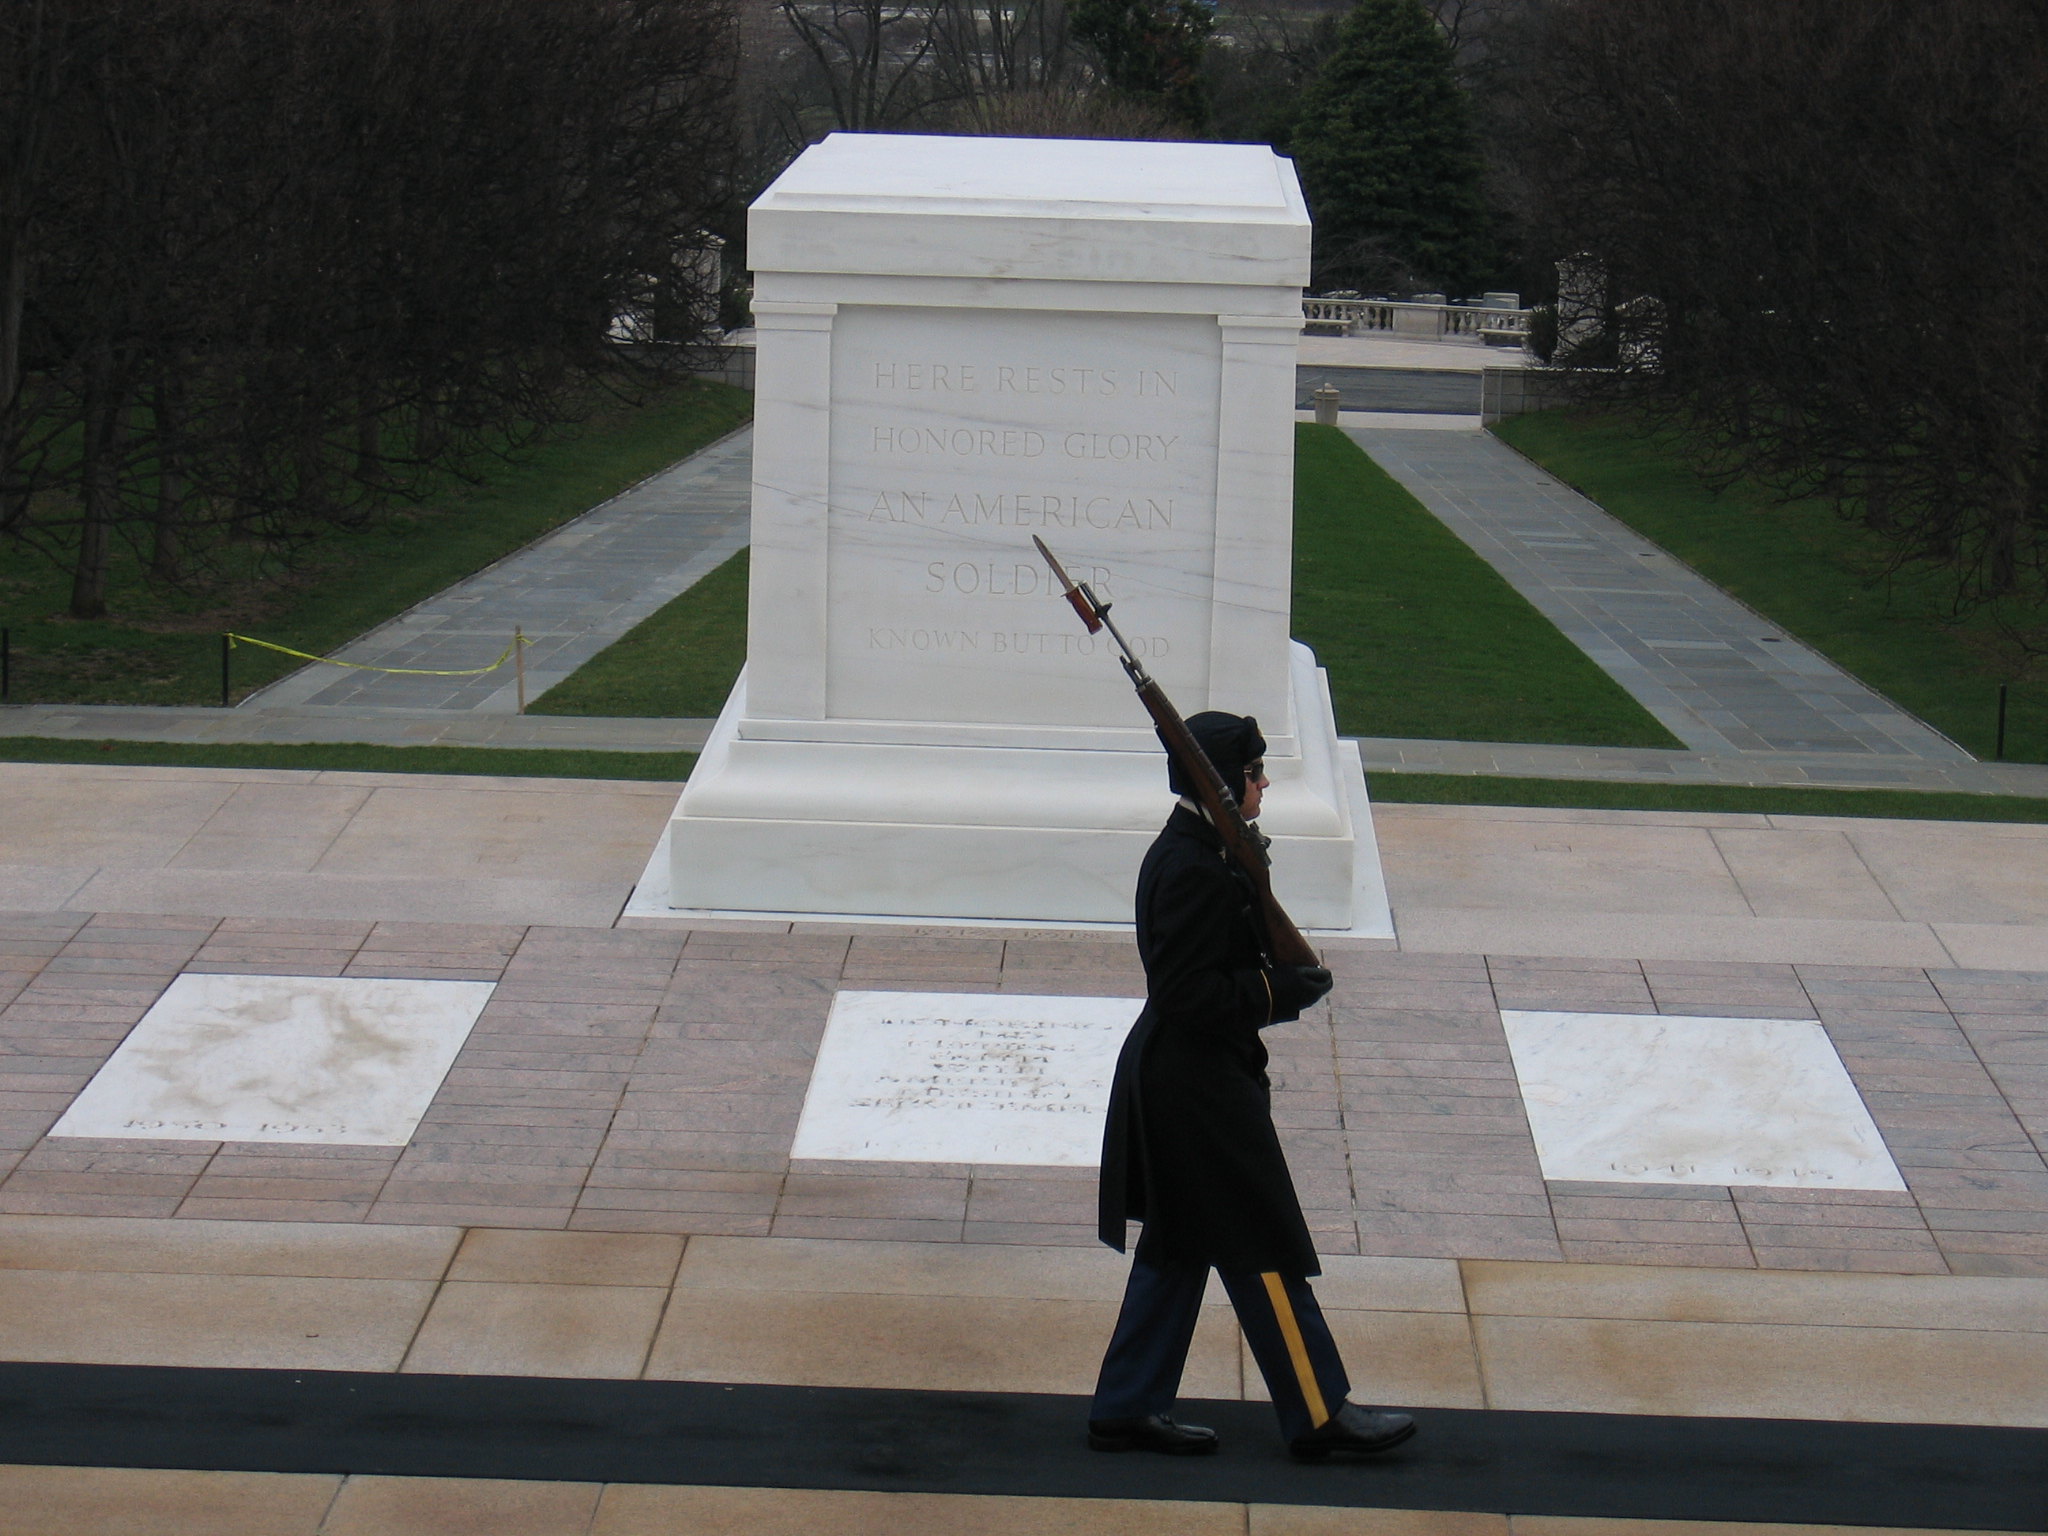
[1164,710,1266,799]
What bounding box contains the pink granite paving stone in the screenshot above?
[2,901,2046,1271]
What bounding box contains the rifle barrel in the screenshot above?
[1030,538,1320,970]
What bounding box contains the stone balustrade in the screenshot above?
[1302,296,1531,346]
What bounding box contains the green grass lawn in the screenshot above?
[1369,770,2048,825]
[0,737,693,781]
[530,548,748,718]
[529,425,1684,748]
[1291,424,1681,745]
[1494,409,2046,763]
[0,380,752,706]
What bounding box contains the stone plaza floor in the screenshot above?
[0,761,2044,1532]
[4,909,2046,1274]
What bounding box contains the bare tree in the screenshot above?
[1426,0,1507,70]
[933,81,1185,138]
[2,0,741,619]
[755,0,1167,176]
[930,0,1083,111]
[775,0,950,131]
[1498,0,2048,646]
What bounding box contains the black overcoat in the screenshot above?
[1096,804,1321,1276]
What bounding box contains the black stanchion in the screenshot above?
[220,635,231,708]
[1,626,10,704]
[1996,683,2009,761]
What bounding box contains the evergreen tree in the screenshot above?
[1289,0,1494,294]
[1070,0,1215,129]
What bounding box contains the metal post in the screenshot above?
[220,634,231,708]
[1996,683,2009,761]
[514,626,527,715]
[1,627,9,704]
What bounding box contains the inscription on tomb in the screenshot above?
[867,492,1174,529]
[790,990,1139,1165]
[1501,1010,1908,1192]
[826,305,1221,725]
[51,974,495,1148]
[865,427,1179,462]
[869,362,1180,396]
[865,627,1169,657]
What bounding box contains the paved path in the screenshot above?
[9,704,2048,799]
[1357,736,2048,796]
[1348,426,1972,761]
[12,755,2048,972]
[0,703,714,753]
[245,426,754,713]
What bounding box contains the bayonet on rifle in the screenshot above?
[1031,537,1320,968]
[1033,536,1104,636]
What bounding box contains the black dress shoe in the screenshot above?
[1289,1403,1417,1461]
[1087,1413,1221,1455]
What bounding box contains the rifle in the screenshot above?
[1032,536,1321,969]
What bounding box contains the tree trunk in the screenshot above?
[356,409,383,486]
[1988,487,2023,600]
[71,429,116,620]
[148,380,184,581]
[295,421,328,521]
[0,224,28,538]
[70,358,124,619]
[2,0,60,538]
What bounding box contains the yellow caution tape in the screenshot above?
[226,632,526,677]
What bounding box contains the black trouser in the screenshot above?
[1090,1253,1351,1443]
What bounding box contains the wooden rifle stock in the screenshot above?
[1031,537,1320,969]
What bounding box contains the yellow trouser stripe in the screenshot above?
[1260,1271,1330,1427]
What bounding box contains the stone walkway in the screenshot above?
[17,759,2048,968]
[244,427,753,713]
[1348,427,1973,761]
[4,1223,2041,1533]
[1358,737,2048,797]
[3,761,2047,1530]
[9,760,2048,1269]
[8,705,2046,802]
[6,908,2046,1277]
[0,704,714,754]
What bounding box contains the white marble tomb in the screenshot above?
[664,133,1390,934]
[1500,1010,1906,1191]
[51,974,494,1147]
[790,990,1138,1165]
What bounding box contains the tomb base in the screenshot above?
[663,641,1391,936]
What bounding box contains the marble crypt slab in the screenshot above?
[50,973,495,1146]
[666,133,1390,936]
[1500,1009,1906,1191]
[790,989,1139,1166]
